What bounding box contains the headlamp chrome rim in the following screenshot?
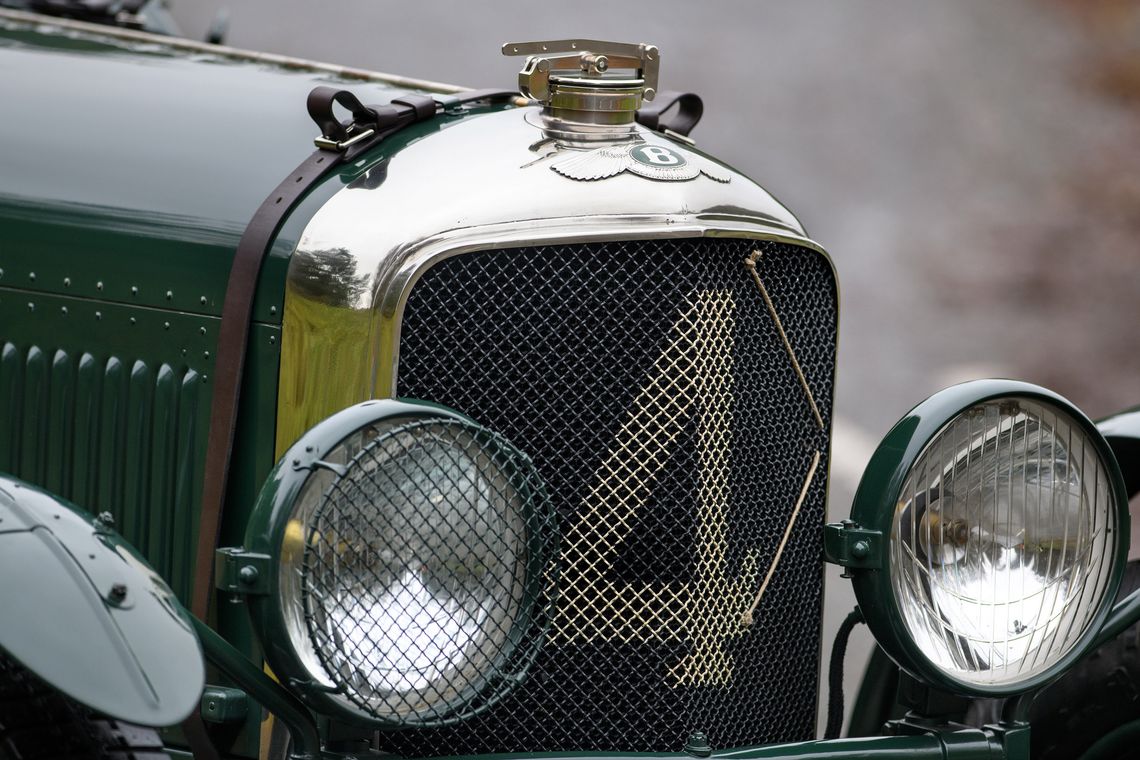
[849,380,1130,697]
[242,399,557,727]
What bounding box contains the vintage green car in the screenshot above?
[2,7,1139,760]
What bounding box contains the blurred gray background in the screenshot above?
[171,0,1140,735]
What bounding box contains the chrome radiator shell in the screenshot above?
[281,105,838,752]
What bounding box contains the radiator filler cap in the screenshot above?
[502,39,659,126]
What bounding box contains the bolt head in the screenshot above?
[852,540,871,559]
[109,583,128,600]
[685,732,712,758]
[238,565,260,585]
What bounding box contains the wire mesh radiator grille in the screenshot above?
[391,237,838,754]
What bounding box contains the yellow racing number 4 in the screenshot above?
[552,290,762,688]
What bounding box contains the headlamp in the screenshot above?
[844,380,1129,695]
[242,400,556,726]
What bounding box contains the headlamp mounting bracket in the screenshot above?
[214,548,271,596]
[823,520,884,573]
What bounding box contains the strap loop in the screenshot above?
[306,86,378,143]
[393,94,438,121]
[636,90,704,137]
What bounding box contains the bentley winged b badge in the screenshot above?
[551,141,732,183]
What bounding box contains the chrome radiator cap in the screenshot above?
[503,39,659,126]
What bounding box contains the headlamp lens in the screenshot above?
[315,423,525,716]
[891,398,1118,686]
[277,414,552,725]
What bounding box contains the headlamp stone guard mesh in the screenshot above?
[393,237,838,754]
[299,416,557,726]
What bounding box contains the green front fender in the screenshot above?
[0,473,204,727]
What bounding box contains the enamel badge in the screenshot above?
[551,142,731,183]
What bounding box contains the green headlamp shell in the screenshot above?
[846,379,1129,697]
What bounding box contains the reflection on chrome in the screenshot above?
[892,399,1116,686]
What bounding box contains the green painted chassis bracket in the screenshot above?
[191,616,321,760]
[714,730,1006,758]
[215,547,272,596]
[441,730,1012,760]
[190,618,1023,760]
[821,521,882,571]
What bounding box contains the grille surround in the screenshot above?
[390,236,837,754]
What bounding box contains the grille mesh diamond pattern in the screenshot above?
[390,237,837,754]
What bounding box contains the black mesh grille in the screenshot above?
[391,237,837,754]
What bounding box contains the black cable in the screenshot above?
[824,607,865,740]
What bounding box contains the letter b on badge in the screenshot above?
[631,145,685,167]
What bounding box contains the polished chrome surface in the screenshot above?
[503,39,660,125]
[549,140,731,182]
[278,105,823,452]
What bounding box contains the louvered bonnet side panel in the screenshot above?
[0,303,215,604]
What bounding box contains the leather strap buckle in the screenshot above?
[313,127,377,152]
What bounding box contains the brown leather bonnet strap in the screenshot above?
[634,90,704,137]
[190,86,436,622]
[190,87,519,623]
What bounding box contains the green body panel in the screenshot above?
[0,288,216,601]
[0,14,515,756]
[0,474,204,726]
[0,18,431,753]
[0,15,427,321]
[844,379,1131,698]
[0,16,444,606]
